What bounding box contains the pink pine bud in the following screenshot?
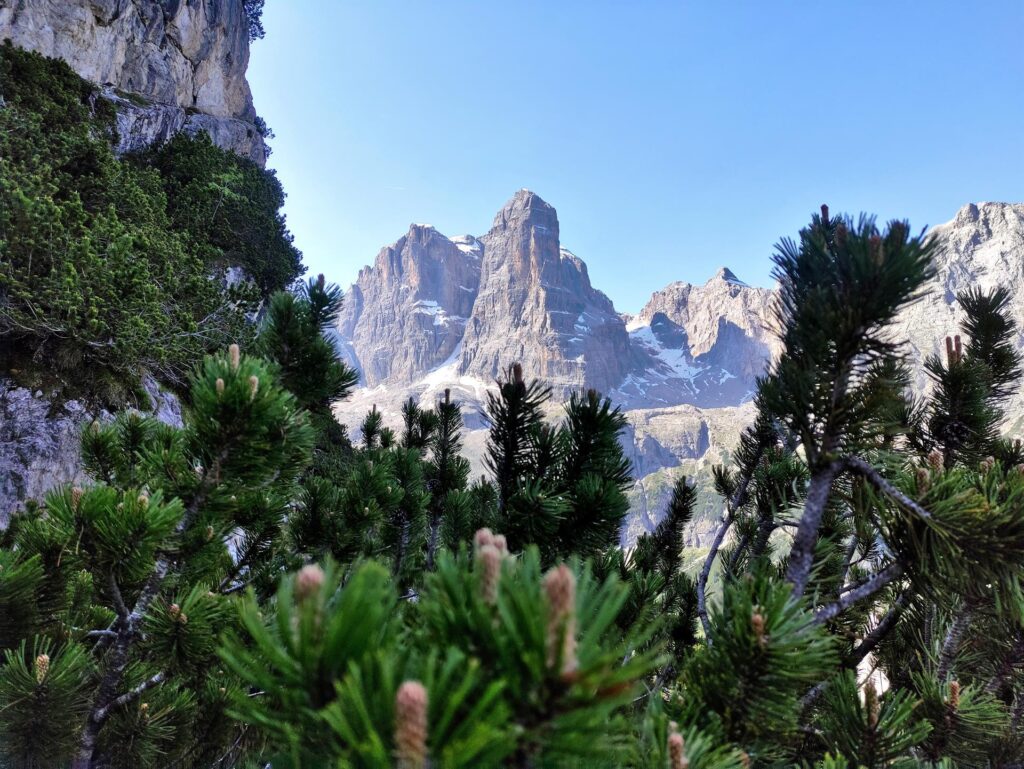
[945,336,955,365]
[473,528,494,554]
[668,730,689,769]
[927,448,944,471]
[478,544,502,604]
[981,456,996,473]
[948,679,960,710]
[954,334,963,362]
[248,375,259,400]
[543,564,577,674]
[294,564,325,603]
[90,420,101,435]
[916,466,931,492]
[229,344,241,371]
[71,487,84,511]
[492,533,508,555]
[137,493,149,509]
[395,680,429,769]
[34,653,50,684]
[216,377,225,396]
[864,678,880,728]
[751,610,767,648]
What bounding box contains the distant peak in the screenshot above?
[712,267,747,286]
[504,188,554,213]
[491,189,558,231]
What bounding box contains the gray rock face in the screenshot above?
[1,384,93,525]
[0,375,182,525]
[890,203,1024,405]
[460,191,633,396]
[1,0,266,163]
[616,268,779,409]
[338,225,482,387]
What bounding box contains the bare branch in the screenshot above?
[813,561,905,624]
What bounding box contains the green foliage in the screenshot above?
[815,671,931,768]
[0,43,299,400]
[257,275,359,414]
[224,540,659,768]
[140,132,303,294]
[484,367,633,561]
[681,577,837,761]
[6,134,1024,769]
[0,640,95,768]
[244,0,267,41]
[0,347,314,767]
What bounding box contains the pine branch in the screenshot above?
[74,454,227,769]
[92,672,167,723]
[813,561,904,624]
[786,460,843,597]
[696,512,732,643]
[107,572,129,622]
[697,445,764,642]
[986,629,1024,695]
[84,629,118,640]
[847,591,911,666]
[842,455,933,521]
[937,599,975,681]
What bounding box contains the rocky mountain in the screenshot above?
[459,190,632,395]
[0,0,267,163]
[332,196,1024,546]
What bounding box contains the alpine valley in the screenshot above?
[331,191,1024,545]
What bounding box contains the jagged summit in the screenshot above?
[490,188,559,233]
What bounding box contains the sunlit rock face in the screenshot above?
[0,0,267,163]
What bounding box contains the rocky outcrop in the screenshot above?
[0,0,266,163]
[889,203,1024,406]
[0,375,181,525]
[460,191,632,395]
[617,268,779,409]
[338,225,482,387]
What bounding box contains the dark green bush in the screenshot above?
[0,43,302,402]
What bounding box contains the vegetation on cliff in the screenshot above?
[0,43,302,402]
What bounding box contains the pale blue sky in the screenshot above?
[248,1,1023,313]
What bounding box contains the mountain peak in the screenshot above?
[711,267,749,287]
[492,189,558,230]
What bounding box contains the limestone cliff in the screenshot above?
[460,190,632,395]
[0,0,267,163]
[338,225,482,387]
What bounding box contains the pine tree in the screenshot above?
[0,344,314,768]
[425,389,473,567]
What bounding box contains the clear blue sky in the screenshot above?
[248,1,1023,313]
